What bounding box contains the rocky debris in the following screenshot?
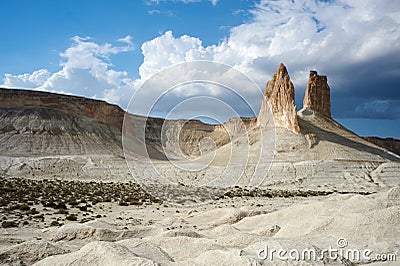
[305,133,318,148]
[370,162,400,187]
[258,63,300,133]
[303,70,331,117]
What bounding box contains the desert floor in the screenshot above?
[0,177,399,265]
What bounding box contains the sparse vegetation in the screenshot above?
[2,220,17,228]
[50,220,60,226]
[0,177,162,228]
[224,187,373,198]
[66,214,78,221]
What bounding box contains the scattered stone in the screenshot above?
[305,133,318,148]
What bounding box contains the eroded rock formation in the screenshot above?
[303,71,331,117]
[0,88,125,129]
[0,88,256,158]
[258,63,300,133]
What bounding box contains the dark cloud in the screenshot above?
[327,51,400,120]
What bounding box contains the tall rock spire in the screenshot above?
[258,63,300,133]
[303,71,331,117]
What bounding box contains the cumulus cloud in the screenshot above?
[129,61,263,121]
[3,69,51,89]
[135,0,400,119]
[139,31,214,79]
[3,0,400,121]
[3,36,134,105]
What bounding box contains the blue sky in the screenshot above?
[0,0,248,77]
[1,0,400,138]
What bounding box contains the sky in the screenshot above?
[1,0,400,138]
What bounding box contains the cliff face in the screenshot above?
[0,88,255,158]
[258,63,300,133]
[364,137,400,156]
[1,74,399,190]
[0,88,124,155]
[129,116,257,159]
[303,71,331,117]
[0,88,125,129]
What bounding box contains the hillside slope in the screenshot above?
[0,84,399,195]
[363,136,400,156]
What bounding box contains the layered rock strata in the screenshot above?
[303,70,331,117]
[258,63,300,133]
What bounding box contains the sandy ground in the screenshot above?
[1,99,400,265]
[0,176,399,265]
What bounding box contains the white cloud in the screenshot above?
[137,0,400,91]
[3,36,134,105]
[129,0,400,120]
[139,31,216,80]
[210,0,218,6]
[148,9,161,15]
[145,0,161,5]
[148,9,175,17]
[117,35,133,45]
[3,69,51,88]
[3,0,400,120]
